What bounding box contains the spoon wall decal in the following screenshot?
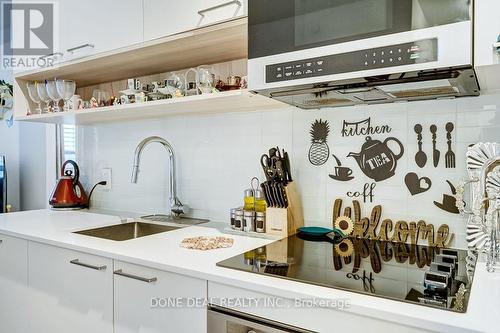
[414,124,427,168]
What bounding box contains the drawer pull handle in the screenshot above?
[70,259,107,271]
[198,0,241,16]
[38,52,63,60]
[67,43,95,53]
[114,269,157,283]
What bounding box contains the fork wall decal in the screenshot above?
[445,122,456,168]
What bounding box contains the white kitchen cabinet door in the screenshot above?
[114,261,207,333]
[28,242,113,333]
[144,0,246,41]
[474,0,500,67]
[0,234,29,333]
[60,0,143,60]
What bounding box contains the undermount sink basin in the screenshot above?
[74,222,180,241]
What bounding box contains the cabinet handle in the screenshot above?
[198,0,241,16]
[38,52,63,60]
[70,259,107,271]
[67,43,95,53]
[114,269,157,283]
[0,239,3,244]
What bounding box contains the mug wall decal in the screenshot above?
[329,154,355,181]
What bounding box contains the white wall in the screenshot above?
[19,122,48,211]
[79,92,500,249]
[1,69,48,212]
[0,69,20,211]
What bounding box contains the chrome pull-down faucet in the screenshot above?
[131,136,187,216]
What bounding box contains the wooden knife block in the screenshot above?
[265,182,304,237]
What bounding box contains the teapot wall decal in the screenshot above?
[348,136,404,182]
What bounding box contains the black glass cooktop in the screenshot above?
[217,235,475,313]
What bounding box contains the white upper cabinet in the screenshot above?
[474,0,500,67]
[28,242,113,333]
[144,0,247,41]
[114,261,207,333]
[60,0,143,61]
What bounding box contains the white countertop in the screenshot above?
[0,209,497,333]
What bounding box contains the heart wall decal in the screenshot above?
[405,172,432,195]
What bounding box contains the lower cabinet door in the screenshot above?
[28,242,113,333]
[114,261,207,333]
[0,234,29,333]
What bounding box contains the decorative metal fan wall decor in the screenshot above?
[457,142,500,252]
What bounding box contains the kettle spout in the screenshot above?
[347,152,362,165]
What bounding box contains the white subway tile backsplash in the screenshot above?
[79,93,500,249]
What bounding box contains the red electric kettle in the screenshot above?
[49,160,88,209]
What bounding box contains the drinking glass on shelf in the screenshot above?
[56,79,76,111]
[164,72,185,98]
[46,80,62,112]
[184,68,199,96]
[197,65,215,94]
[92,89,109,107]
[36,81,52,113]
[26,82,42,115]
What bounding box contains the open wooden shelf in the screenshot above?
[14,18,248,87]
[15,90,286,125]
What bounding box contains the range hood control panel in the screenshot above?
[265,38,438,83]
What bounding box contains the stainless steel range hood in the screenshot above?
[253,67,479,109]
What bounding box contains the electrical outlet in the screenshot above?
[100,168,112,190]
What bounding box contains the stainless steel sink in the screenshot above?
[74,222,181,241]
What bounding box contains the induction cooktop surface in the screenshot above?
[217,235,476,313]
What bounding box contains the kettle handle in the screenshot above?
[384,137,405,160]
[61,160,80,187]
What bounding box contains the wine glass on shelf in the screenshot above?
[55,79,76,111]
[36,81,52,113]
[26,82,42,115]
[197,65,215,94]
[46,79,62,112]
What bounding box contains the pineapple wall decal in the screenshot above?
[308,119,330,166]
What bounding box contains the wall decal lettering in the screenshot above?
[341,117,392,137]
[348,136,404,182]
[405,172,432,195]
[331,199,454,247]
[347,182,376,203]
[308,119,330,166]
